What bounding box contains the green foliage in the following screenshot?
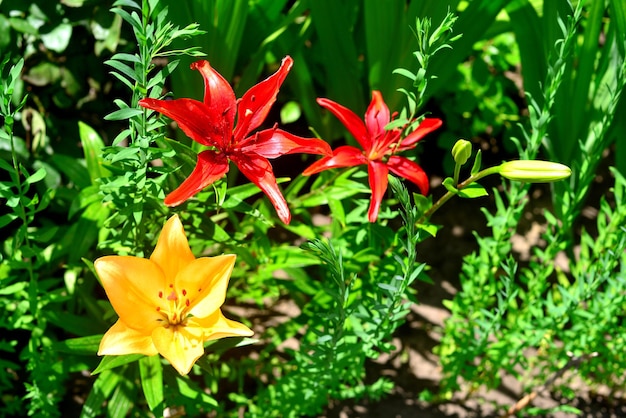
[437,3,626,415]
[98,0,205,255]
[237,178,427,417]
[1,0,625,416]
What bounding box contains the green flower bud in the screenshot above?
[499,160,571,182]
[451,139,472,166]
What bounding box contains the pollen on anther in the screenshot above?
[185,299,190,307]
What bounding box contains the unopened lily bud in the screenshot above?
[452,139,472,166]
[499,160,571,182]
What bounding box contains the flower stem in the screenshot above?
[418,165,502,224]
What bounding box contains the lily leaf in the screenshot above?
[458,183,489,199]
[139,356,164,413]
[442,177,458,193]
[92,354,144,375]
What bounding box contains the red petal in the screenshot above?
[365,91,390,140]
[230,153,291,224]
[386,156,429,195]
[240,128,331,159]
[317,98,371,151]
[190,60,237,148]
[302,146,368,176]
[367,161,389,223]
[164,151,230,206]
[233,56,293,142]
[139,98,228,149]
[398,118,442,150]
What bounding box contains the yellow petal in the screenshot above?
[178,254,236,319]
[151,325,205,375]
[95,256,165,331]
[150,215,196,281]
[98,319,158,356]
[192,309,254,341]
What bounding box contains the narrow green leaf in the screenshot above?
[25,167,46,184]
[52,335,103,355]
[609,0,626,56]
[110,8,143,36]
[393,68,417,81]
[50,153,91,189]
[0,213,18,229]
[105,59,138,84]
[0,157,15,174]
[378,283,398,292]
[104,107,143,121]
[107,372,136,418]
[471,149,482,176]
[442,177,458,193]
[79,121,111,182]
[139,355,164,413]
[110,52,141,63]
[81,369,120,418]
[506,0,547,104]
[92,353,144,375]
[0,281,26,295]
[458,183,489,199]
[426,0,510,100]
[309,0,364,113]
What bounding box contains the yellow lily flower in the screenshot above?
[95,214,253,375]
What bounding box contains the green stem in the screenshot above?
[418,165,502,224]
[452,161,461,187]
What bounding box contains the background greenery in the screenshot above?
[1,0,625,416]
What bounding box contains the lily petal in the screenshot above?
[367,161,389,222]
[234,56,293,142]
[178,255,237,319]
[386,155,429,195]
[164,150,230,207]
[398,118,443,150]
[302,145,368,176]
[152,324,205,375]
[231,153,291,224]
[365,90,390,140]
[191,60,236,148]
[150,215,196,283]
[98,319,158,356]
[95,256,165,332]
[240,128,331,159]
[317,98,370,151]
[194,309,254,341]
[139,98,226,148]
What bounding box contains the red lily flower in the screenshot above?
[139,56,331,224]
[303,91,442,222]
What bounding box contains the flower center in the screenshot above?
[155,285,191,328]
